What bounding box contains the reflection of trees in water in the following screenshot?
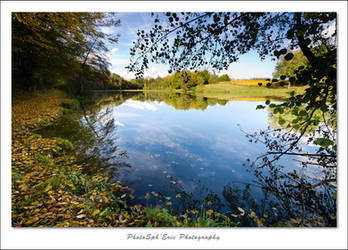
[132,91,228,110]
[79,105,131,178]
[77,91,229,111]
[37,94,131,179]
[241,114,336,226]
[87,91,140,109]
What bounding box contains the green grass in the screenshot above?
[194,83,306,101]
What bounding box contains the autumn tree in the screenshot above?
[12,12,120,92]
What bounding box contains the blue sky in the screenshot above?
[106,12,277,80]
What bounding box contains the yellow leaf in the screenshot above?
[123,213,131,220]
[121,193,126,199]
[25,216,39,225]
[46,200,56,205]
[206,209,214,216]
[40,167,48,177]
[191,210,198,215]
[77,204,85,208]
[44,184,52,192]
[119,215,128,223]
[92,209,100,216]
[31,201,39,206]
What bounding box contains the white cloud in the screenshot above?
[110,58,130,65]
[123,99,164,111]
[106,48,119,57]
[115,112,142,118]
[143,64,169,78]
[110,60,169,80]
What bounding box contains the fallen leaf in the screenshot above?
[92,209,100,217]
[25,216,39,225]
[237,207,245,216]
[44,184,52,192]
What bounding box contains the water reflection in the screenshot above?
[37,95,131,179]
[36,91,334,226]
[132,91,228,110]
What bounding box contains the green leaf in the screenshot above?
[292,118,300,124]
[299,110,307,116]
[311,120,319,126]
[315,138,334,147]
[278,117,286,126]
[256,105,265,110]
[265,100,270,105]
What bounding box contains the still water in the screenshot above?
[38,91,314,223]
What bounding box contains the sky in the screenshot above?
[106,12,277,80]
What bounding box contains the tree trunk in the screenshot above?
[295,13,316,65]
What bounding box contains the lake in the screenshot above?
[37,91,322,226]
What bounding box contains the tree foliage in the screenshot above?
[12,12,120,92]
[273,50,308,79]
[217,74,231,82]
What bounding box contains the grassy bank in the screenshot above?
[194,83,306,100]
[11,89,247,227]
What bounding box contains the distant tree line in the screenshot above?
[130,70,231,90]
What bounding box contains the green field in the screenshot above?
[194,83,306,101]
